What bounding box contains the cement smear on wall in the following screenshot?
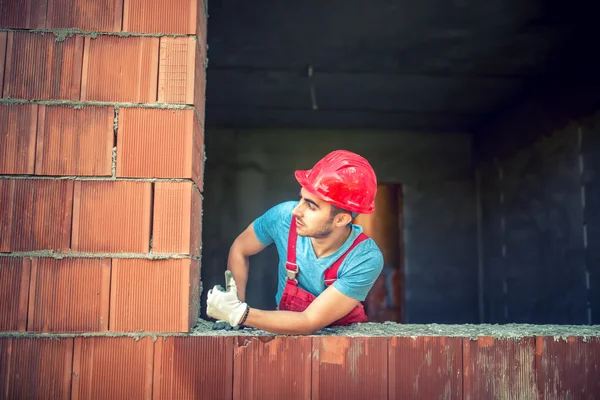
[2,320,598,341]
[189,320,600,340]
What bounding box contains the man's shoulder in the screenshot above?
[356,237,384,260]
[345,235,384,270]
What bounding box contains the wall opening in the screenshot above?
[354,184,404,323]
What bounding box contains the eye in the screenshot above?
[307,202,315,210]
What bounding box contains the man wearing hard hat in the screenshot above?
[206,150,384,335]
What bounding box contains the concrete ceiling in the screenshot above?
[205,0,592,132]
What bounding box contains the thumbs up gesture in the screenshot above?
[206,270,249,327]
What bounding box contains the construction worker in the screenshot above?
[206,150,384,335]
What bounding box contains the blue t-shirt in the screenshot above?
[253,201,384,306]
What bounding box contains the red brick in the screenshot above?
[0,337,73,400]
[46,0,122,31]
[192,115,204,190]
[81,36,159,103]
[463,337,538,400]
[71,181,152,253]
[35,106,114,176]
[234,337,312,400]
[116,109,203,185]
[536,336,600,399]
[0,104,37,174]
[3,32,83,100]
[27,258,110,333]
[109,258,200,332]
[389,337,462,399]
[0,0,46,29]
[158,37,196,104]
[154,337,233,400]
[0,258,30,331]
[123,0,196,34]
[153,182,202,256]
[0,32,7,94]
[312,337,388,400]
[196,0,207,61]
[194,41,206,126]
[0,179,73,252]
[72,337,154,400]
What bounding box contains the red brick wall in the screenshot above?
[0,0,207,333]
[1,334,599,399]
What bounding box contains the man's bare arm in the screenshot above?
[243,285,360,335]
[227,222,266,302]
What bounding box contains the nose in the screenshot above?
[291,203,302,218]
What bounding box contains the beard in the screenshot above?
[296,218,335,239]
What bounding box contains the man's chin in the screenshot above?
[295,226,309,236]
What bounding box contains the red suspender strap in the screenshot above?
[286,216,299,283]
[324,233,369,286]
[287,216,369,286]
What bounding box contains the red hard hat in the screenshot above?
[295,150,377,214]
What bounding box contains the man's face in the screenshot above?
[291,188,338,238]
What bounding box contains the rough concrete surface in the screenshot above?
[1,320,599,340]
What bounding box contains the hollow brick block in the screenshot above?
[46,0,122,31]
[3,32,83,100]
[158,36,196,104]
[109,258,200,332]
[27,258,111,333]
[71,181,152,253]
[0,0,46,29]
[71,337,154,400]
[35,105,114,176]
[0,337,74,400]
[123,0,196,34]
[153,336,233,400]
[0,258,31,332]
[116,108,204,189]
[81,36,159,103]
[0,104,37,174]
[0,179,73,252]
[153,182,202,256]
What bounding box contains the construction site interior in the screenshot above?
[1,0,599,399]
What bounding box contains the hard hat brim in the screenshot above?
[294,169,375,214]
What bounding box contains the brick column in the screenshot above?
[0,0,206,334]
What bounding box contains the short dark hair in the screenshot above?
[329,205,358,222]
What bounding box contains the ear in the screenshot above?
[333,212,353,227]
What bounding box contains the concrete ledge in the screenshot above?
[1,320,599,339]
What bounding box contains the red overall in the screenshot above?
[278,216,369,326]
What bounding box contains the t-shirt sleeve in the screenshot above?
[332,242,384,301]
[252,201,296,246]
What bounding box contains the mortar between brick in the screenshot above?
[0,175,198,183]
[0,98,193,110]
[0,28,194,42]
[0,251,201,261]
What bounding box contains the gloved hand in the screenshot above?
[206,270,248,327]
[212,320,239,331]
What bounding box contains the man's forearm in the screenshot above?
[244,308,318,335]
[227,249,249,302]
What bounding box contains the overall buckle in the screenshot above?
[285,262,299,282]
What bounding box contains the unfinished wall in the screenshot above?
[476,77,600,324]
[0,0,207,333]
[202,128,479,323]
[3,325,600,399]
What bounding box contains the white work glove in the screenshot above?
[206,270,248,327]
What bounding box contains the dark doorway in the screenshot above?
[354,184,404,322]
